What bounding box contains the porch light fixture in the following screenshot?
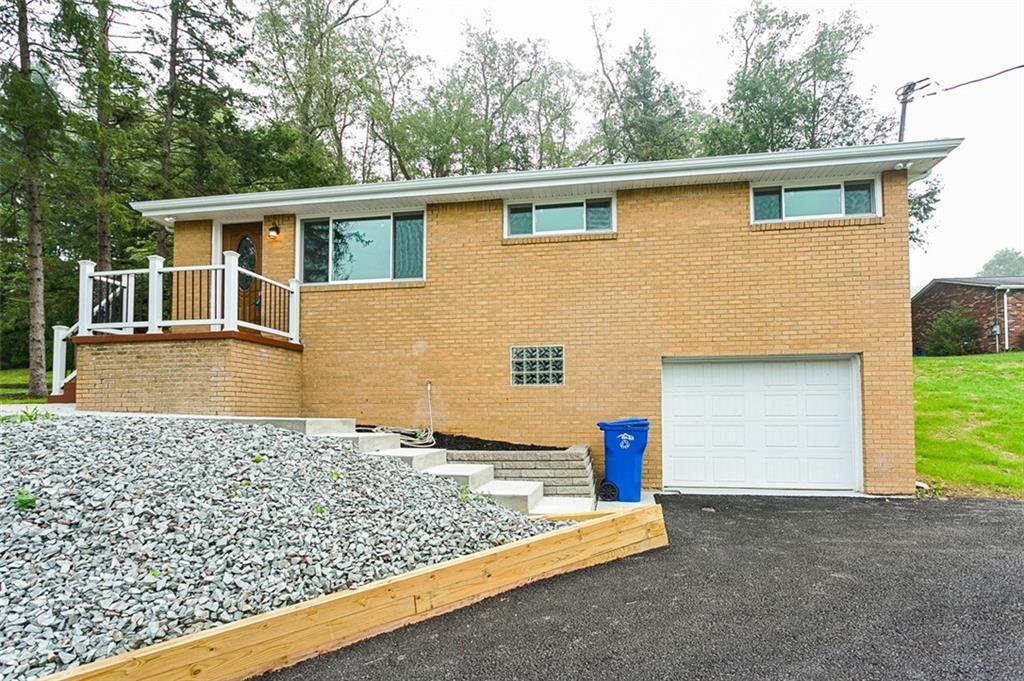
[163,216,175,224]
[268,221,281,240]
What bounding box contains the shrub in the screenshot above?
[924,306,981,356]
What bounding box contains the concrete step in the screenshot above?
[331,432,402,453]
[529,496,596,515]
[422,463,494,489]
[477,479,543,514]
[370,447,448,471]
[302,418,358,435]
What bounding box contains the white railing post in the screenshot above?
[123,273,135,329]
[223,251,239,332]
[77,260,95,336]
[147,255,164,334]
[288,278,301,344]
[51,325,68,395]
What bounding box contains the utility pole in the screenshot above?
[895,78,932,142]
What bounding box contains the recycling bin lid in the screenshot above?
[597,417,650,430]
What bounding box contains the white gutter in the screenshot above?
[130,138,963,219]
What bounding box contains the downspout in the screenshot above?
[1005,290,1010,351]
[996,286,1024,350]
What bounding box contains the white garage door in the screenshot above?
[662,356,861,492]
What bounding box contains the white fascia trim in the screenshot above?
[130,139,964,219]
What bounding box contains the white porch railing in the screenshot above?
[51,251,300,396]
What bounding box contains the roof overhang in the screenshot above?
[131,138,963,224]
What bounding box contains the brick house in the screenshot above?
[912,277,1024,353]
[52,139,961,496]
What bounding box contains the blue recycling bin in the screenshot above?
[597,417,650,502]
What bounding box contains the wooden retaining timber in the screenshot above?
[45,505,667,681]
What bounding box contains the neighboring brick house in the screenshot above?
[912,277,1024,353]
[57,139,962,496]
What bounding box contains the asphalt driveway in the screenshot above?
[262,495,1024,680]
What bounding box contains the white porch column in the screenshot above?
[288,278,301,344]
[50,325,68,396]
[77,260,95,336]
[147,255,165,334]
[223,250,240,332]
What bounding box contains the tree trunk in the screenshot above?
[16,0,48,398]
[155,0,179,258]
[95,0,113,272]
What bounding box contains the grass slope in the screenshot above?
[915,353,1024,498]
[0,367,50,404]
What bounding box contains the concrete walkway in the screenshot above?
[260,494,1024,680]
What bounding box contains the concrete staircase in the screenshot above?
[287,419,594,515]
[369,447,590,514]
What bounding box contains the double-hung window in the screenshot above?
[506,197,615,237]
[301,212,425,283]
[752,179,879,222]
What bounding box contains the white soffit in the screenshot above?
[131,138,963,223]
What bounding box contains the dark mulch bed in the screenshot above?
[357,425,565,451]
[432,432,566,451]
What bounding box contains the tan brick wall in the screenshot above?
[75,337,301,416]
[262,214,297,284]
[169,220,214,329]
[297,171,915,493]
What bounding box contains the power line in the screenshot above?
[931,64,1024,94]
[895,64,1024,140]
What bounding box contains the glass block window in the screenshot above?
[302,211,425,283]
[511,345,564,386]
[751,180,878,222]
[506,198,614,237]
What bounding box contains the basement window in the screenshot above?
[506,198,615,237]
[751,179,879,222]
[301,212,425,283]
[511,346,564,385]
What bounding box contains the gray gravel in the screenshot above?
[0,416,561,680]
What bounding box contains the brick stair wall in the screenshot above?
[444,445,595,497]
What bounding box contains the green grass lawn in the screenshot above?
[915,352,1024,498]
[0,367,50,404]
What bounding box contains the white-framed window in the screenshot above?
[504,196,616,237]
[300,211,425,284]
[511,345,564,385]
[750,177,881,223]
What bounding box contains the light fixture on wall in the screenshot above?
[268,221,281,240]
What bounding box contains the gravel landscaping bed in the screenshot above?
[0,417,563,680]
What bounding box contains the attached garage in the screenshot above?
[661,355,863,493]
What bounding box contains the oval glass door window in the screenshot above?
[237,236,256,290]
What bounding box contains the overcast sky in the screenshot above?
[397,0,1024,292]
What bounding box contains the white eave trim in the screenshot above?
[131,138,963,220]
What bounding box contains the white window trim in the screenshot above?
[749,176,882,224]
[502,194,617,238]
[296,209,428,286]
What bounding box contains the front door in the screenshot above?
[222,223,263,326]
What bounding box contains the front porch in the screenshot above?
[51,248,302,416]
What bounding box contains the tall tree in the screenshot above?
[251,0,384,184]
[707,1,894,155]
[908,177,942,248]
[143,0,247,220]
[593,23,704,163]
[0,0,61,396]
[978,248,1024,277]
[55,0,149,272]
[456,24,539,173]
